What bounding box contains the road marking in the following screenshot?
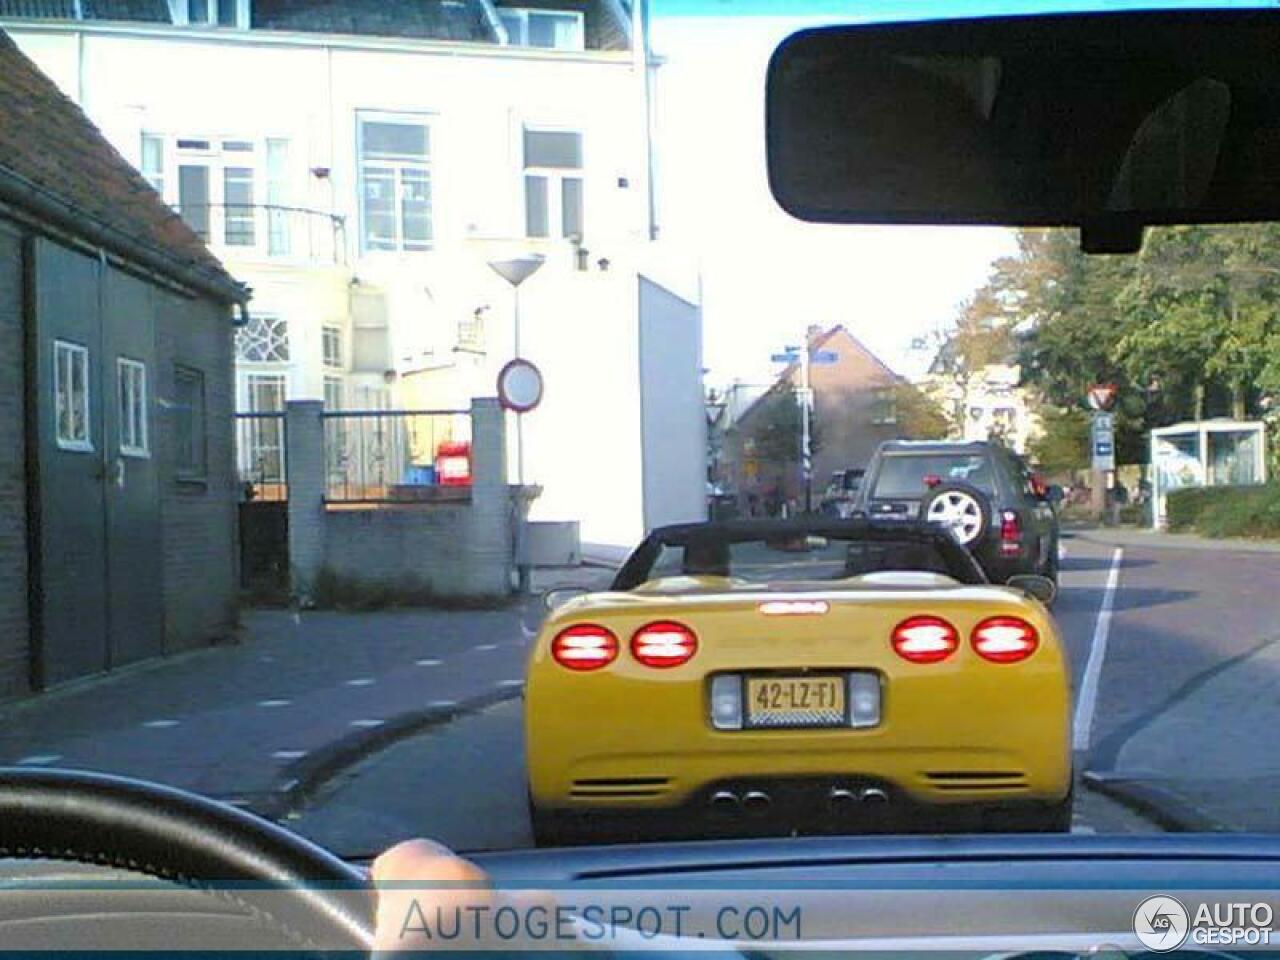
[1058,541,1068,561]
[1073,546,1124,752]
[345,677,375,687]
[473,644,498,652]
[428,699,458,709]
[142,719,179,729]
[520,623,538,641]
[350,719,384,729]
[258,699,291,708]
[498,679,524,689]
[416,658,443,667]
[16,754,62,766]
[272,749,307,761]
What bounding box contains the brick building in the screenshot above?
[718,325,924,511]
[0,30,247,697]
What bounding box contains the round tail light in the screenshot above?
[551,624,618,671]
[891,615,959,664]
[631,621,698,668]
[971,616,1039,663]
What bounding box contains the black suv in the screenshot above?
[855,440,1062,586]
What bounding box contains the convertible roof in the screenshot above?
[647,516,949,544]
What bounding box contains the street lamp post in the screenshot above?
[488,254,544,592]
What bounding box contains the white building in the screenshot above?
[2,0,705,547]
[918,363,1041,455]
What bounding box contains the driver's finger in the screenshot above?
[372,838,490,888]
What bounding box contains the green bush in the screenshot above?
[1166,485,1280,539]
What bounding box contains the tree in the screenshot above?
[745,384,822,467]
[892,383,951,440]
[1028,406,1090,476]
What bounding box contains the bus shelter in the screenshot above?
[1150,420,1268,529]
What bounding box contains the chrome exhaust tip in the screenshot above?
[859,787,890,805]
[741,790,771,812]
[827,787,858,811]
[709,790,740,811]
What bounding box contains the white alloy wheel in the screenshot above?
[925,489,985,545]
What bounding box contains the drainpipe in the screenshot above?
[632,0,657,241]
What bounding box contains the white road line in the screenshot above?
[258,698,291,708]
[498,679,524,688]
[473,644,498,652]
[1073,546,1124,752]
[350,719,384,729]
[272,749,307,761]
[415,658,443,667]
[16,754,62,766]
[428,699,458,709]
[142,719,179,729]
[345,677,375,687]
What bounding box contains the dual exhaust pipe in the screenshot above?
[709,786,889,813]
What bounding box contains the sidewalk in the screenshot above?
[1072,524,1280,555]
[1086,636,1280,832]
[0,563,614,817]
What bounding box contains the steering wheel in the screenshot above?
[0,767,375,949]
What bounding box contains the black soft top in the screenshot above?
[611,517,986,591]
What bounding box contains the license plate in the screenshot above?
[745,675,846,728]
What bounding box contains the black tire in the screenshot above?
[918,483,992,548]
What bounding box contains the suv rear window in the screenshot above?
[872,453,995,498]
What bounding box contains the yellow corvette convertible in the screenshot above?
[525,518,1071,845]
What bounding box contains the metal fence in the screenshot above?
[236,411,288,501]
[181,203,348,266]
[322,409,472,503]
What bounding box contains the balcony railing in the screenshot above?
[180,203,348,266]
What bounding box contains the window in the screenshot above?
[181,0,244,27]
[141,134,165,195]
[54,340,92,452]
[174,366,206,479]
[178,163,210,241]
[499,8,585,50]
[524,129,584,239]
[322,326,343,369]
[359,115,432,253]
[871,386,898,425]
[235,314,290,363]
[241,372,286,483]
[117,358,149,457]
[223,162,255,246]
[266,138,290,256]
[324,375,344,411]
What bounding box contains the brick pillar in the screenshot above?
[467,398,514,595]
[285,400,325,599]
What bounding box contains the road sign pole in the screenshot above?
[801,339,812,513]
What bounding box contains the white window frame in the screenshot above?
[322,325,344,370]
[54,340,92,453]
[117,357,150,458]
[523,127,585,241]
[235,313,291,364]
[170,0,249,28]
[323,374,345,411]
[499,7,585,49]
[356,111,434,255]
[140,133,165,196]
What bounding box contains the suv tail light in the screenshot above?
[890,616,959,664]
[631,621,698,668]
[551,624,618,671]
[971,616,1039,663]
[999,510,1022,556]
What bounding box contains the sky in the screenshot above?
[646,0,1279,387]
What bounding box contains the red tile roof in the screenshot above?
[0,29,246,302]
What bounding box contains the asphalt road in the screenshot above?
[292,533,1280,855]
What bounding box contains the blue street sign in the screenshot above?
[1095,442,1113,456]
[771,352,799,363]
[811,351,839,364]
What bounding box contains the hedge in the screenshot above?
[1166,485,1280,539]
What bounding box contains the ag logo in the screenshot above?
[1133,895,1190,952]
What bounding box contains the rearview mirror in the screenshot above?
[543,587,588,612]
[1006,574,1057,607]
[767,10,1280,253]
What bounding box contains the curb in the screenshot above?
[1081,770,1226,833]
[261,685,524,819]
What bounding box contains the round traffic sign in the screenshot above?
[498,357,544,413]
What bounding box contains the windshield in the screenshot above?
[871,453,995,498]
[3,0,1280,880]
